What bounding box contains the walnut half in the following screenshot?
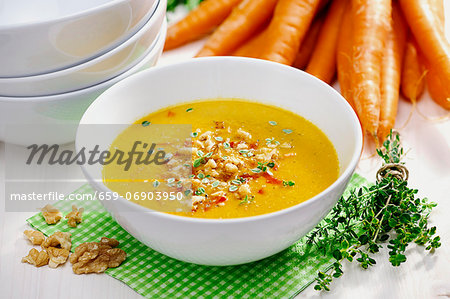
[65,205,84,227]
[70,237,126,274]
[22,248,49,267]
[41,231,72,268]
[24,230,45,245]
[41,204,62,224]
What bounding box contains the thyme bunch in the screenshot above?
[307,132,441,291]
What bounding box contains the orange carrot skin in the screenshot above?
[425,64,450,109]
[422,0,450,110]
[258,0,322,65]
[399,0,450,82]
[306,0,348,83]
[196,0,278,57]
[401,37,425,102]
[351,0,391,139]
[232,21,270,58]
[292,16,324,70]
[164,0,242,51]
[378,3,408,144]
[336,1,354,108]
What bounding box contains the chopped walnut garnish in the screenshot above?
[41,231,72,251]
[22,248,49,267]
[65,205,84,227]
[41,231,72,268]
[41,204,62,224]
[70,237,126,274]
[24,230,45,245]
[46,247,70,268]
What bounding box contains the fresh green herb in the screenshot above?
[214,136,223,141]
[251,168,262,173]
[240,195,255,205]
[265,137,280,146]
[205,152,213,158]
[167,178,175,183]
[202,178,209,184]
[186,108,194,112]
[267,162,275,168]
[229,185,238,192]
[239,149,249,154]
[211,181,220,188]
[231,180,242,185]
[184,189,192,196]
[283,180,295,187]
[269,121,278,126]
[197,150,204,157]
[191,132,198,138]
[309,132,440,291]
[195,187,205,195]
[223,142,230,149]
[193,158,204,168]
[282,129,293,134]
[197,173,204,179]
[153,180,160,188]
[141,120,151,127]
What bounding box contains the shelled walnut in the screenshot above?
[23,230,45,245]
[41,204,62,224]
[65,205,84,227]
[41,231,72,268]
[70,237,126,274]
[21,248,49,267]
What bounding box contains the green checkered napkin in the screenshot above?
[27,174,367,298]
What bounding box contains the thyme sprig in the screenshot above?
[307,132,440,291]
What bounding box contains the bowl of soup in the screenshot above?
[76,57,363,266]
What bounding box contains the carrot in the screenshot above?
[423,0,450,109]
[258,0,322,65]
[196,0,278,57]
[292,16,324,70]
[401,36,426,102]
[378,3,408,144]
[351,0,391,140]
[306,0,348,83]
[399,0,450,83]
[425,63,450,109]
[164,0,242,51]
[336,1,354,108]
[232,21,270,57]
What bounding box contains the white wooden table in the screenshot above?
[1,6,450,299]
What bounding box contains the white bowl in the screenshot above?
[0,20,167,146]
[0,0,166,97]
[0,0,159,78]
[76,57,363,266]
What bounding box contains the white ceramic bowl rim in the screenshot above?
[2,0,136,30]
[77,57,363,225]
[1,0,161,81]
[0,21,166,103]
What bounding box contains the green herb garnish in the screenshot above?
[269,121,278,126]
[283,180,295,187]
[195,187,205,195]
[141,120,151,127]
[282,129,293,134]
[309,132,440,291]
[193,158,204,168]
[240,195,255,205]
[229,185,238,192]
[191,132,198,138]
[186,108,194,112]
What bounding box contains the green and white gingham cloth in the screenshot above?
[27,173,367,298]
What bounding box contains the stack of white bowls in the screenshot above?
[0,0,167,145]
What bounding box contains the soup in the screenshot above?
[103,99,339,218]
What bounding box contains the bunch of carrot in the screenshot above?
[164,0,450,143]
